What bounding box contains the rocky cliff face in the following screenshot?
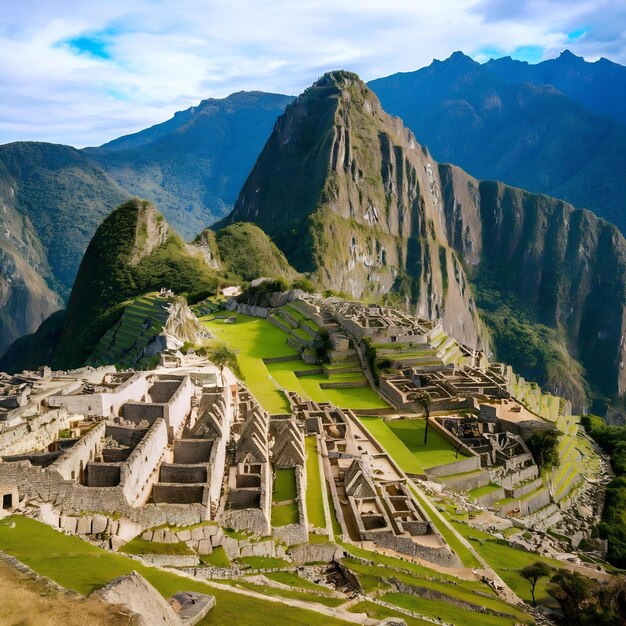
[226,71,486,350]
[225,71,626,409]
[440,165,626,402]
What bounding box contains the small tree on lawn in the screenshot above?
[199,341,239,385]
[520,561,551,606]
[414,390,432,445]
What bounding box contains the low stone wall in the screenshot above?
[474,487,506,508]
[424,454,481,478]
[318,381,369,389]
[507,477,543,499]
[138,553,200,567]
[442,470,489,493]
[51,422,106,481]
[0,409,72,456]
[263,355,301,364]
[491,464,538,490]
[499,487,551,516]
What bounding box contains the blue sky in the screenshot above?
[0,0,624,147]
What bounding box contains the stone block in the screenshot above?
[152,528,166,543]
[222,536,240,559]
[176,529,192,542]
[60,515,77,534]
[197,539,212,555]
[92,515,108,535]
[141,530,154,541]
[203,525,217,538]
[108,520,119,536]
[210,528,224,547]
[239,544,255,557]
[191,527,205,541]
[76,516,92,535]
[110,536,124,551]
[186,539,199,551]
[117,518,142,542]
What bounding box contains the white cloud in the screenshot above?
[0,0,624,146]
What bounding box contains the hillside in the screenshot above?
[86,91,295,238]
[368,52,626,234]
[54,199,220,368]
[225,70,626,411]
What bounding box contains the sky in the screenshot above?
[1,0,624,147]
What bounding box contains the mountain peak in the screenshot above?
[444,51,478,65]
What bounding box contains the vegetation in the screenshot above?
[305,437,327,529]
[525,427,561,470]
[547,569,626,625]
[197,340,241,382]
[581,414,626,567]
[520,561,552,606]
[0,516,350,626]
[119,537,194,556]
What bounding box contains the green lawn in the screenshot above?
[273,469,297,502]
[199,546,231,568]
[348,600,432,626]
[199,313,296,413]
[386,419,468,470]
[305,437,327,530]
[0,516,350,626]
[263,571,335,594]
[382,592,520,626]
[271,502,299,526]
[200,312,388,412]
[449,521,566,604]
[223,578,345,607]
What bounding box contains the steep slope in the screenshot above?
[0,142,128,353]
[54,198,219,368]
[223,71,486,351]
[86,91,295,238]
[225,71,626,410]
[484,49,626,126]
[213,222,300,282]
[440,165,626,406]
[368,52,626,234]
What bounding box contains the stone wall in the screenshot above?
[122,402,165,424]
[121,418,168,505]
[51,422,105,481]
[0,409,72,456]
[424,454,481,478]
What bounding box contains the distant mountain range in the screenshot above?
[369,50,626,232]
[1,50,625,362]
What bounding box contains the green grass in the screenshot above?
[271,502,299,526]
[343,558,527,621]
[382,592,520,626]
[468,484,502,499]
[199,313,296,413]
[264,571,334,594]
[386,419,468,469]
[305,437,327,530]
[199,546,231,568]
[0,516,350,626]
[223,579,345,607]
[348,600,432,626]
[449,520,566,604]
[200,312,388,412]
[236,556,292,569]
[119,537,194,556]
[273,468,297,502]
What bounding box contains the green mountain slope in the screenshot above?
[54,199,219,368]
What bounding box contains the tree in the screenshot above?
[413,391,432,445]
[520,561,551,606]
[198,341,239,384]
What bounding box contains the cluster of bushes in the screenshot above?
[581,414,626,567]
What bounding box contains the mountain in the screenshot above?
[368,52,626,234]
[0,200,299,373]
[483,49,626,126]
[85,91,295,239]
[225,70,626,410]
[0,92,294,354]
[0,142,128,354]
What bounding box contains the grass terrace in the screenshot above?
[272,468,299,526]
[305,436,327,529]
[0,516,350,626]
[199,312,388,412]
[358,417,464,474]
